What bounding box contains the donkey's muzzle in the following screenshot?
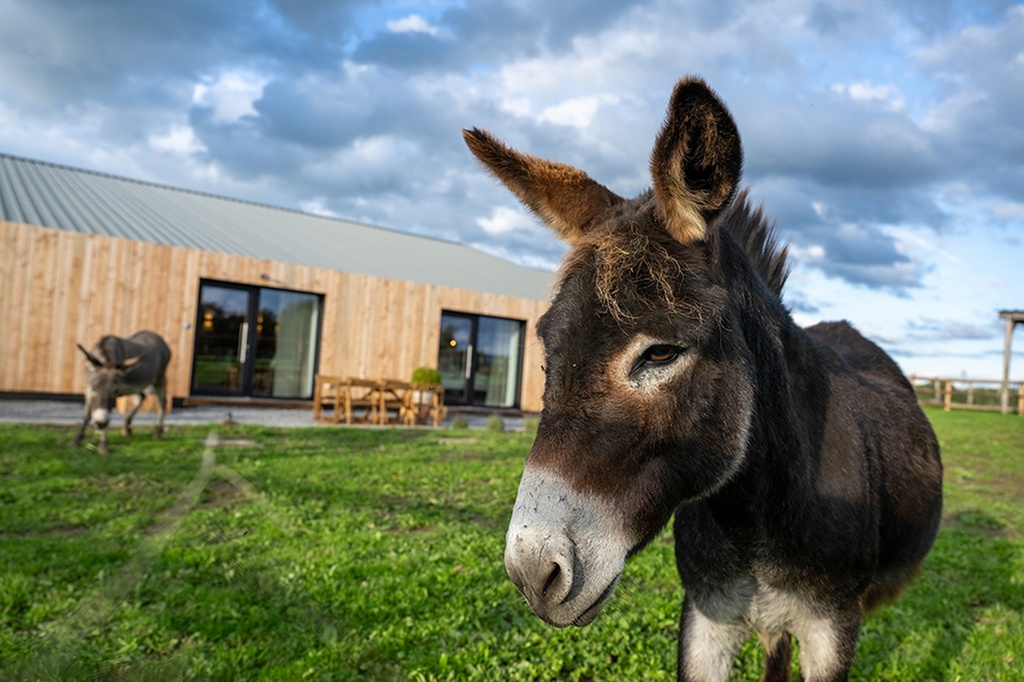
[505,532,578,624]
[504,466,631,627]
[90,408,110,429]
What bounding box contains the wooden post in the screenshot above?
[1017,383,1023,417]
[1002,315,1016,414]
[944,380,953,412]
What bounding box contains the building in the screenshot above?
[0,153,554,412]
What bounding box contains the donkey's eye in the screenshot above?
[639,344,682,366]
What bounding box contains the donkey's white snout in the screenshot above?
[504,467,633,627]
[91,408,110,428]
[505,529,576,608]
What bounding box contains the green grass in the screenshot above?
[0,407,1021,680]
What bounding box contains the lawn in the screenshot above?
[0,408,1021,681]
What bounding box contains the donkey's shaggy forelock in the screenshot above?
[557,187,787,327]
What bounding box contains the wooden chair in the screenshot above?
[403,383,447,426]
[312,375,345,423]
[377,379,412,425]
[343,378,381,425]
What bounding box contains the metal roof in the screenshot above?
[0,152,555,301]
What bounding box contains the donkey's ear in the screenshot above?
[650,77,743,245]
[463,128,623,244]
[77,343,104,368]
[119,356,144,372]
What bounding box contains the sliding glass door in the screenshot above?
[438,311,525,408]
[192,280,321,399]
[192,283,251,396]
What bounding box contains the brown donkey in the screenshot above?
[464,77,942,681]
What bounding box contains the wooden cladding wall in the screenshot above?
[1,222,550,411]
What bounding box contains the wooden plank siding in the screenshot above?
[1,221,550,411]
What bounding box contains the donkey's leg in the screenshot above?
[98,425,110,455]
[791,607,861,682]
[677,596,748,682]
[760,632,792,682]
[153,379,168,438]
[122,392,144,436]
[73,407,91,446]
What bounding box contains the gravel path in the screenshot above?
[0,398,525,430]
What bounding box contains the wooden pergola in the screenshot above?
[1000,310,1024,414]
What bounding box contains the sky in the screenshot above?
[1,0,1022,380]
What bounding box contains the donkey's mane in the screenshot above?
[718,189,790,297]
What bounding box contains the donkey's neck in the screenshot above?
[710,233,835,508]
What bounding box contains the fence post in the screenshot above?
[944,380,953,412]
[1017,383,1023,417]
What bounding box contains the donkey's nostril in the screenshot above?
[539,557,574,605]
[542,563,562,597]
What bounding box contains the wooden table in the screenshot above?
[313,375,447,426]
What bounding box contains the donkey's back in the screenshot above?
[93,331,171,382]
[807,320,942,610]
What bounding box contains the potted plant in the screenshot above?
[409,367,445,425]
[411,366,442,386]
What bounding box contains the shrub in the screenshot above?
[450,416,470,430]
[486,414,505,432]
[411,367,442,385]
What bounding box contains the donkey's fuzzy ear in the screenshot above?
[463,128,623,244]
[119,356,144,372]
[650,77,743,245]
[77,343,104,368]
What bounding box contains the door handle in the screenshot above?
[464,343,473,380]
[238,322,249,365]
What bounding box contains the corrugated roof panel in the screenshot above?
[0,153,555,301]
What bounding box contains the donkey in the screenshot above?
[74,331,172,454]
[464,77,942,681]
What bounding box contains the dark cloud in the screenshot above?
[0,0,273,109]
[265,0,367,42]
[352,0,648,71]
[740,97,945,192]
[0,0,1021,316]
[898,0,1018,35]
[783,292,821,316]
[916,5,1024,202]
[805,3,857,35]
[906,318,1001,342]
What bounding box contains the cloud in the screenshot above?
[2,0,1023,377]
[298,197,339,217]
[831,81,906,112]
[906,318,1000,342]
[538,95,620,129]
[192,71,269,123]
[148,124,206,156]
[477,206,533,236]
[386,14,440,36]
[917,5,1024,199]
